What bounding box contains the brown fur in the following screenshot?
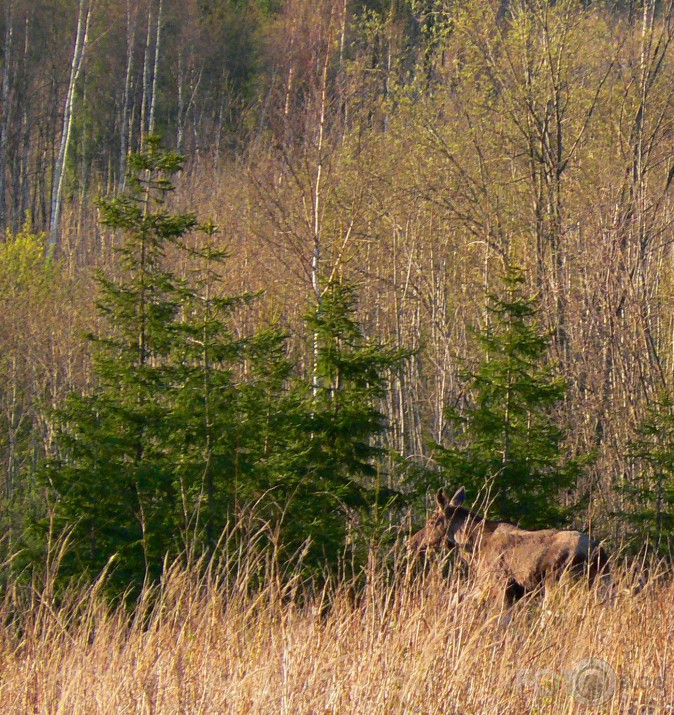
[409,486,611,605]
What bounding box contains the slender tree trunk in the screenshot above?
[202,248,215,553]
[140,0,154,143]
[176,49,185,153]
[77,75,88,238]
[18,81,30,224]
[338,0,348,140]
[148,0,162,136]
[7,6,30,230]
[0,0,13,228]
[310,35,331,397]
[213,69,227,167]
[119,0,138,190]
[48,0,91,250]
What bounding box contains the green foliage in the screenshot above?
[40,140,267,594]
[37,143,408,593]
[0,219,54,291]
[42,141,190,591]
[295,281,411,563]
[0,219,63,558]
[308,282,407,487]
[435,268,581,528]
[244,281,411,573]
[622,392,674,554]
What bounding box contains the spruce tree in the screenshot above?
[39,149,412,588]
[622,393,674,554]
[293,281,410,566]
[41,140,265,592]
[435,268,580,528]
[162,229,259,554]
[44,140,191,590]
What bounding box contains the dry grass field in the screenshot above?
[0,540,671,715]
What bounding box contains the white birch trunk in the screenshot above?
[311,38,331,398]
[140,0,153,143]
[48,0,91,250]
[148,0,163,136]
[119,0,138,190]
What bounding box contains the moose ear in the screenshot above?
[449,486,466,507]
[436,488,448,508]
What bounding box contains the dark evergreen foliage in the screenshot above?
[37,143,408,593]
[295,281,411,565]
[434,268,583,528]
[622,393,674,555]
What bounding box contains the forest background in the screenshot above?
[2,0,674,591]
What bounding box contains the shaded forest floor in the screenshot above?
[0,546,671,715]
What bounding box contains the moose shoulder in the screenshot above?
[409,486,611,605]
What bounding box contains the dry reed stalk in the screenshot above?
[0,541,671,715]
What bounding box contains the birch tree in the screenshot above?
[119,0,140,190]
[48,0,93,250]
[148,0,163,137]
[139,0,163,143]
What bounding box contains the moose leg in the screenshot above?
[504,578,525,606]
[587,546,616,605]
[495,579,525,628]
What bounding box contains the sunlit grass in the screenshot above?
[0,535,671,714]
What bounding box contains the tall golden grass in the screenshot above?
[0,532,671,715]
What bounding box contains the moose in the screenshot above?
[409,486,613,606]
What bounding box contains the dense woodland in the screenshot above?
[2,0,674,591]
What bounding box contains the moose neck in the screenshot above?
[455,511,499,554]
